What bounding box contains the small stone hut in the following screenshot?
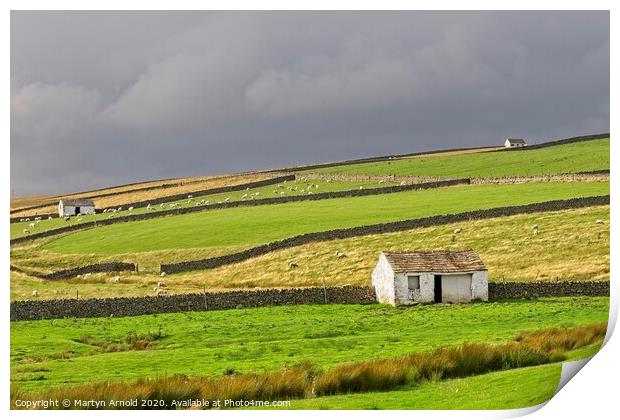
[372,249,488,305]
[504,138,527,148]
[58,199,96,217]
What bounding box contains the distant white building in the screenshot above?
[372,249,488,305]
[58,199,96,217]
[504,138,527,148]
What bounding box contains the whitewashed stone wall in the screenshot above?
[471,271,489,301]
[371,254,395,305]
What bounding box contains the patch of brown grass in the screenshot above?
[11,173,275,217]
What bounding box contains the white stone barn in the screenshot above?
[58,199,96,217]
[372,250,488,305]
[504,138,527,148]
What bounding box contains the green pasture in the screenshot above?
[40,181,609,256]
[303,138,610,178]
[11,297,608,392]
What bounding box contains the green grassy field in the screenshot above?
[9,206,609,300]
[10,179,395,239]
[38,181,609,256]
[303,138,610,177]
[11,297,608,392]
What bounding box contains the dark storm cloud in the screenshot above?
[11,11,609,195]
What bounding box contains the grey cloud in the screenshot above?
[10,11,609,195]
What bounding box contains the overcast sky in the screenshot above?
[11,11,609,196]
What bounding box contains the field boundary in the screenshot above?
[10,174,295,223]
[490,132,610,153]
[10,178,469,241]
[160,195,610,274]
[10,282,609,321]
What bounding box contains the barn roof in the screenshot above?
[382,249,487,273]
[506,138,526,144]
[59,198,95,207]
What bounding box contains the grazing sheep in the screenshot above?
[400,181,406,186]
[23,229,30,234]
[113,276,120,283]
[359,186,363,190]
[19,218,24,222]
[25,218,30,222]
[48,216,53,220]
[288,261,299,269]
[187,194,193,199]
[241,193,248,199]
[596,219,605,224]
[34,216,41,221]
[160,272,166,277]
[335,251,347,259]
[532,225,539,236]
[453,228,462,234]
[224,197,230,202]
[28,223,35,228]
[128,206,134,212]
[32,290,38,297]
[117,207,122,212]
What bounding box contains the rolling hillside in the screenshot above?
[301,138,609,177]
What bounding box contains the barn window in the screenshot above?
[407,275,420,291]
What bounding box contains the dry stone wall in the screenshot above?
[161,195,610,274]
[40,263,137,280]
[10,281,609,321]
[10,178,469,243]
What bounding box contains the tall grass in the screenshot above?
[11,323,606,409]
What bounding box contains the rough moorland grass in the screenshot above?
[36,181,609,255]
[10,298,609,392]
[283,363,562,410]
[11,323,606,409]
[280,342,603,410]
[10,173,275,218]
[305,138,610,177]
[10,179,394,239]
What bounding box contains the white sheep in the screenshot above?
[128,206,134,212]
[224,197,230,202]
[28,223,35,228]
[454,228,462,234]
[532,225,539,236]
[336,251,347,259]
[595,219,605,224]
[23,229,30,234]
[32,290,39,297]
[160,272,166,277]
[187,194,193,199]
[113,276,120,283]
[288,261,299,269]
[48,216,53,220]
